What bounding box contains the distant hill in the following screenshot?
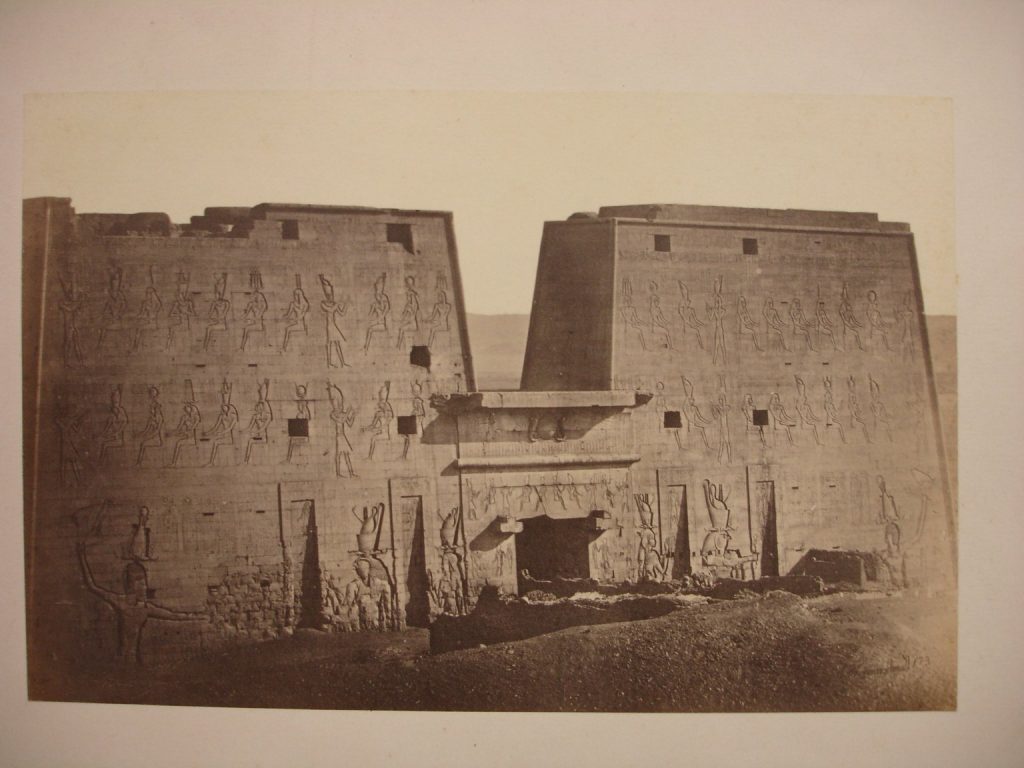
[465,313,531,390]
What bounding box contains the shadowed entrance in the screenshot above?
[515,515,591,590]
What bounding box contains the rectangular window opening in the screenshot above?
[752,409,770,426]
[742,237,758,255]
[288,418,310,438]
[654,234,671,252]
[282,220,300,240]
[663,411,682,429]
[387,223,414,254]
[410,345,431,369]
[397,415,418,435]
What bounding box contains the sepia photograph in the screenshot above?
[22,91,957,712]
[4,2,1023,766]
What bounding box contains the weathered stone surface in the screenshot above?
[23,198,954,673]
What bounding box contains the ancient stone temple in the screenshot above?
[22,199,954,668]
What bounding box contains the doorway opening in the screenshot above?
[669,484,691,578]
[755,481,780,577]
[515,516,591,591]
[296,500,323,627]
[400,496,430,627]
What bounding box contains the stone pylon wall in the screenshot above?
[24,199,474,666]
[524,210,954,587]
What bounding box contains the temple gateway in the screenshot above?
[23,199,954,665]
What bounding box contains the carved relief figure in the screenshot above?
[794,376,822,446]
[896,291,917,359]
[134,385,164,466]
[869,375,894,443]
[339,557,392,631]
[98,385,129,462]
[131,286,163,352]
[711,391,733,463]
[364,272,391,352]
[282,276,310,351]
[789,298,815,351]
[431,507,468,617]
[96,265,129,351]
[743,393,766,446]
[58,276,86,367]
[699,479,754,580]
[403,380,426,460]
[130,270,163,353]
[815,298,839,351]
[866,290,892,351]
[647,282,673,349]
[354,504,383,553]
[875,476,906,587]
[737,295,762,351]
[822,375,847,444]
[318,274,350,368]
[244,379,273,464]
[204,380,239,465]
[838,283,864,351]
[327,383,357,478]
[362,381,394,460]
[169,380,201,467]
[76,539,205,665]
[763,297,789,351]
[768,391,797,445]
[427,288,452,348]
[708,293,728,364]
[396,275,420,349]
[123,505,153,561]
[633,493,665,582]
[677,281,705,349]
[285,384,311,463]
[55,398,86,485]
[681,376,712,450]
[165,272,196,350]
[619,278,647,351]
[203,273,231,352]
[847,376,871,442]
[655,381,683,450]
[240,270,268,352]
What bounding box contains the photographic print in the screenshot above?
[22,91,957,713]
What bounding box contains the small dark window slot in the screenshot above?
[397,415,418,435]
[146,588,157,599]
[255,509,266,514]
[742,237,758,255]
[386,223,414,254]
[247,363,258,368]
[288,419,310,437]
[752,409,769,426]
[654,234,671,252]
[663,411,682,428]
[784,362,792,366]
[410,345,431,369]
[202,512,215,517]
[282,220,300,240]
[194,364,206,368]
[259,578,272,588]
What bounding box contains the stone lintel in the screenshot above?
[455,453,641,470]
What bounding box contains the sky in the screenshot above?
[23,91,955,315]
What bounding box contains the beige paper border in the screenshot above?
[2,2,1022,766]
